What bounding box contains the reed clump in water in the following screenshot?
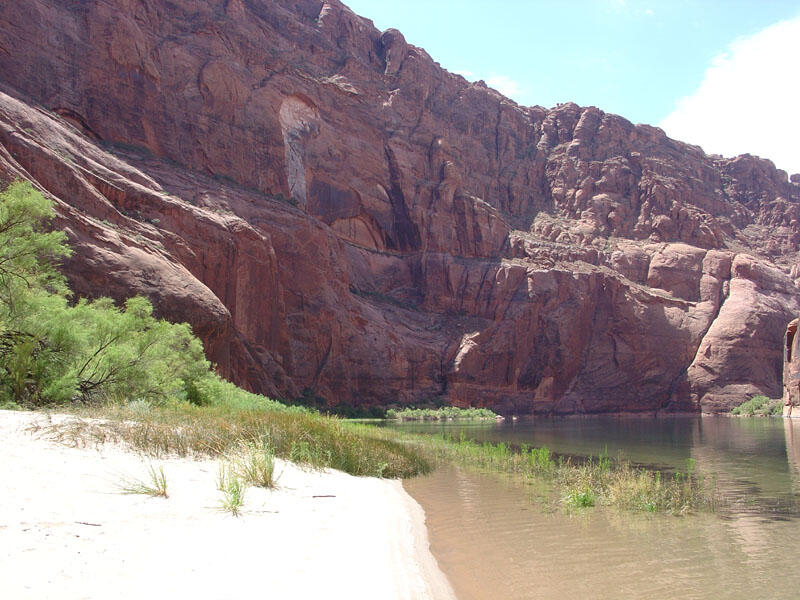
[421,434,717,514]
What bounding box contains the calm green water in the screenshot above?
[397,417,800,600]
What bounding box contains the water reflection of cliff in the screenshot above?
[680,418,800,581]
[688,417,795,508]
[785,419,800,495]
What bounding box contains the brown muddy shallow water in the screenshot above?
[399,417,800,600]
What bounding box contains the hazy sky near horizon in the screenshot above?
[344,0,800,175]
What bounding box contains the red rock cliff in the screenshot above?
[1,0,799,413]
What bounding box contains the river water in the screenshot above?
[396,417,800,600]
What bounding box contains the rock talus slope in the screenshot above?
[1,0,799,413]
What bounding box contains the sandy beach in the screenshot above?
[0,410,455,600]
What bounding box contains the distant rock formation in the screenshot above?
[1,0,799,413]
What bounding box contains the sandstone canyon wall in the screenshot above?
[1,0,799,413]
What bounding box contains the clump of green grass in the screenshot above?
[564,487,596,508]
[118,463,168,498]
[386,406,500,421]
[601,460,707,513]
[217,461,245,516]
[215,440,278,516]
[731,395,784,417]
[289,439,332,469]
[231,439,276,488]
[521,443,556,473]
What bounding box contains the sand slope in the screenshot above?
[0,410,455,599]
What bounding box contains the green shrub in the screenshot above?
[731,395,783,417]
[386,406,499,421]
[0,181,273,409]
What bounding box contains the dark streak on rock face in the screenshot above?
[1,0,799,413]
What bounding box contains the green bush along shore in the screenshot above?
[730,395,783,417]
[385,406,499,421]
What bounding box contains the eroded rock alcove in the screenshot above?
[279,95,320,208]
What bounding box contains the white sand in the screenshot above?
[0,410,455,600]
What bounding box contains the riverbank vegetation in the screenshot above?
[2,181,719,514]
[730,395,783,416]
[40,404,717,513]
[40,402,430,478]
[385,406,499,421]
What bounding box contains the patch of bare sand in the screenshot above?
[0,410,455,599]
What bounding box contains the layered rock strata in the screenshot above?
[1,0,799,413]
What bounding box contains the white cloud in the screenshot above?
[660,15,800,175]
[486,74,524,101]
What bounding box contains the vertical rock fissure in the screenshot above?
[383,143,420,250]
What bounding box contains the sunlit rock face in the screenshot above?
[1,0,799,412]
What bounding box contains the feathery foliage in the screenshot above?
[0,181,244,408]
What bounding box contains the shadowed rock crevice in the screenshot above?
[383,143,421,251]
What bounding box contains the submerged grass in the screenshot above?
[419,434,718,514]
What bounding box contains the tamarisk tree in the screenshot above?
[0,181,211,407]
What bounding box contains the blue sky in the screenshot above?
[344,0,800,175]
